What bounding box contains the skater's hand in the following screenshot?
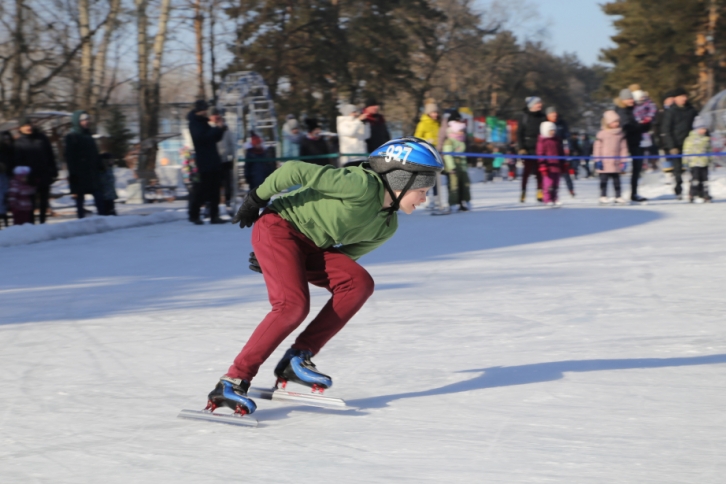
[232,189,268,228]
[249,252,262,273]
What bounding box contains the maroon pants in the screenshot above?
[521,160,543,192]
[227,211,375,381]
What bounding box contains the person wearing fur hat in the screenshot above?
[8,166,35,225]
[536,121,564,206]
[663,87,698,199]
[442,119,471,211]
[363,99,391,153]
[593,111,629,204]
[414,100,441,145]
[64,110,105,218]
[337,104,370,167]
[682,116,712,203]
[299,118,331,166]
[517,96,546,202]
[615,88,650,202]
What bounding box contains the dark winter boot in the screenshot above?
[206,376,257,415]
[275,348,332,391]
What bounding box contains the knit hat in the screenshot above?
[693,116,707,130]
[526,96,542,110]
[632,90,645,103]
[14,165,30,176]
[671,87,687,97]
[619,89,633,101]
[545,106,557,115]
[603,110,620,126]
[193,99,209,112]
[364,98,379,108]
[304,118,320,132]
[385,169,436,191]
[20,117,33,127]
[339,103,358,116]
[424,100,439,115]
[284,118,299,130]
[540,121,556,138]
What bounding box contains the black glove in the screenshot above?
[249,252,262,274]
[232,189,268,228]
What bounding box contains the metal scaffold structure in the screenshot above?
[216,71,279,205]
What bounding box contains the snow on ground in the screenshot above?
[2,173,726,483]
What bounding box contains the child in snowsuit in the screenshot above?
[683,116,712,203]
[8,166,35,225]
[98,143,118,215]
[205,138,444,417]
[536,121,564,206]
[593,111,629,204]
[442,120,471,211]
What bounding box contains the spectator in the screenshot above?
[243,132,276,191]
[569,132,582,179]
[0,131,14,228]
[683,116,712,203]
[14,118,58,223]
[536,121,564,207]
[442,120,471,211]
[337,104,369,167]
[506,140,518,180]
[64,111,104,218]
[653,90,675,154]
[212,107,237,208]
[299,118,331,166]
[414,100,440,145]
[282,115,302,158]
[8,166,35,225]
[593,110,629,204]
[580,133,593,178]
[663,87,698,200]
[517,96,546,202]
[98,139,117,215]
[546,107,574,197]
[187,99,228,225]
[632,89,659,170]
[363,99,390,153]
[614,88,649,202]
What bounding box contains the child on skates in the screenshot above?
[536,121,565,207]
[593,111,629,204]
[8,166,35,225]
[206,138,444,416]
[683,116,712,203]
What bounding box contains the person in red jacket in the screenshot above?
[536,121,565,207]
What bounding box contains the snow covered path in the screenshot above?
[2,177,726,483]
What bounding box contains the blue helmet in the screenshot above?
[369,137,444,174]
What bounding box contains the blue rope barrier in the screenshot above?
[439,152,726,161]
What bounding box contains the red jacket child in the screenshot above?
[8,166,35,225]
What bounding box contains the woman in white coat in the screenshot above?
[337,104,370,167]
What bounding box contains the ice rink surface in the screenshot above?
[2,174,726,483]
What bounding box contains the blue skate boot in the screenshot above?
[206,376,257,415]
[274,348,332,393]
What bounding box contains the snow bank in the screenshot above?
[0,210,185,248]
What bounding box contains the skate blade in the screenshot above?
[249,387,348,409]
[177,409,258,427]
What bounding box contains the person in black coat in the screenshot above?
[299,118,331,166]
[243,132,276,190]
[517,96,546,202]
[615,89,650,202]
[663,87,698,199]
[64,110,105,218]
[363,99,390,153]
[0,131,13,227]
[15,119,58,223]
[187,100,228,224]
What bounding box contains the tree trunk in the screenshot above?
[78,0,93,110]
[208,0,218,103]
[193,0,206,100]
[135,0,151,177]
[10,0,26,117]
[90,0,122,118]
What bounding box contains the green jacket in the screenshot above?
[682,130,712,168]
[442,138,467,172]
[256,161,397,260]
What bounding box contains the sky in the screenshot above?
[476,0,617,66]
